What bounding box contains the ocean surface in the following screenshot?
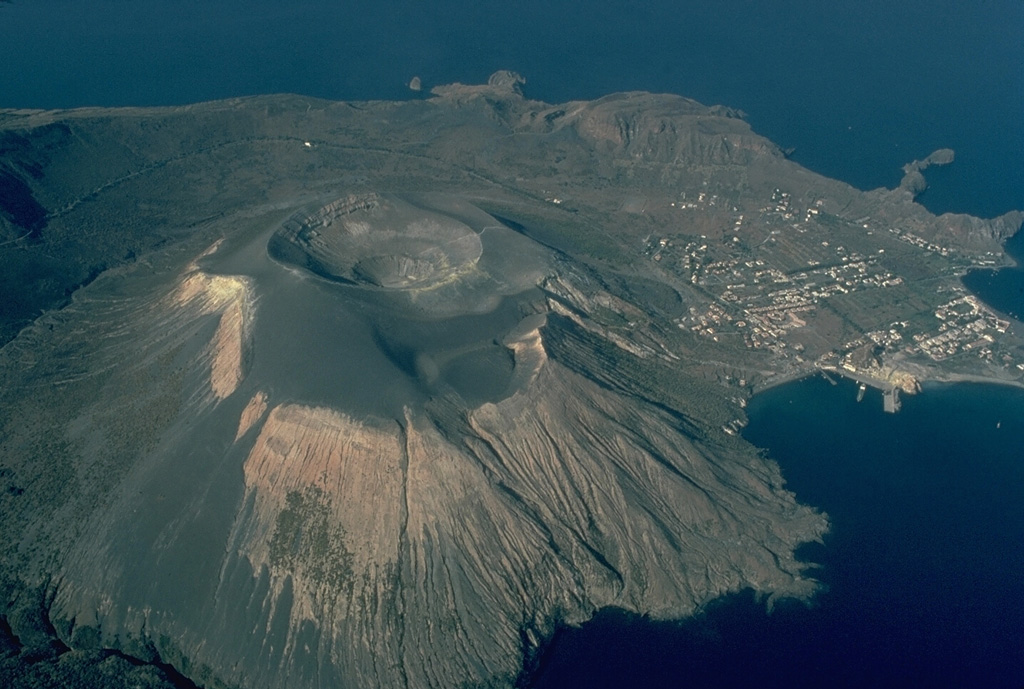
[2,1,1023,687]
[530,378,1024,688]
[1,0,1022,218]
[963,226,1024,321]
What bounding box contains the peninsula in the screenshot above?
[1,72,1020,689]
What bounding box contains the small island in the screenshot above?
[0,72,1021,689]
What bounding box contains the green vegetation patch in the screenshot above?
[268,487,354,590]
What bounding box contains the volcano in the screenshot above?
[0,188,819,687]
[24,71,1023,688]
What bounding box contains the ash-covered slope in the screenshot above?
[11,194,819,689]
[0,189,824,689]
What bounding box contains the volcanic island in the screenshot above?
[1,72,1021,688]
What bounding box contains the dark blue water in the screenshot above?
[530,378,1024,688]
[1,0,1022,218]
[964,229,1024,320]
[2,2,1023,687]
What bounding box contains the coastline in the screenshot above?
[748,222,1024,402]
[749,363,1024,400]
[917,370,1024,391]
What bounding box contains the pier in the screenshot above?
[882,387,901,413]
[816,364,904,413]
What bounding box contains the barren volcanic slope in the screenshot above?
[1,73,1021,688]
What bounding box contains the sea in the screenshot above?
[2,1,1023,687]
[532,378,1024,688]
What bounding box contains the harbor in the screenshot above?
[816,365,908,413]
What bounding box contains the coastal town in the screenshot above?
[638,185,1023,410]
